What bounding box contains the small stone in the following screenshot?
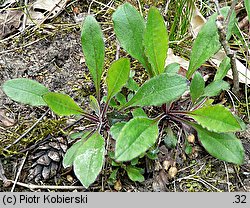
[187,134,195,143]
[67,175,74,183]
[163,160,171,171]
[168,166,178,178]
[114,180,122,191]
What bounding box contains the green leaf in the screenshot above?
[132,108,147,118]
[123,73,187,108]
[214,57,231,81]
[164,126,177,149]
[2,78,49,106]
[126,165,145,182]
[245,0,250,21]
[144,7,168,75]
[43,92,84,116]
[235,115,247,131]
[69,131,91,140]
[81,15,105,97]
[115,117,159,161]
[115,93,127,106]
[187,105,242,133]
[112,3,149,70]
[184,141,193,155]
[89,95,100,115]
[63,132,93,167]
[107,58,130,101]
[63,140,83,168]
[164,63,180,74]
[102,96,117,108]
[107,168,119,185]
[190,72,205,103]
[192,124,244,165]
[110,122,126,140]
[73,132,105,188]
[203,80,230,97]
[186,7,236,79]
[130,158,139,166]
[146,149,159,160]
[107,111,129,125]
[126,77,139,91]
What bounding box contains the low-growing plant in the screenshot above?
[2,3,246,188]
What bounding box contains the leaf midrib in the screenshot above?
[198,129,242,163]
[6,85,47,96]
[116,119,157,159]
[128,78,186,106]
[48,97,83,113]
[108,61,127,99]
[189,111,239,129]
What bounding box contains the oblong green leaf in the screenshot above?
[192,124,244,164]
[107,58,130,100]
[190,72,205,103]
[132,108,147,118]
[203,80,230,97]
[69,131,91,140]
[2,78,49,106]
[126,165,145,182]
[115,117,159,161]
[144,7,168,75]
[43,92,84,116]
[110,122,126,140]
[214,57,231,81]
[81,15,105,95]
[187,105,242,133]
[73,132,105,188]
[245,0,250,20]
[63,140,83,168]
[164,63,180,74]
[115,92,127,106]
[186,7,236,79]
[164,126,177,149]
[126,77,139,91]
[124,73,187,108]
[112,3,149,70]
[89,95,100,115]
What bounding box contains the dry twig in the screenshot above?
[11,152,28,192]
[0,178,86,191]
[214,0,240,96]
[3,109,49,151]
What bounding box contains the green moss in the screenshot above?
[1,117,67,157]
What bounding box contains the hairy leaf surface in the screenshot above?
[112,3,149,70]
[73,132,105,188]
[144,7,168,75]
[107,58,130,101]
[187,7,236,79]
[192,123,244,164]
[43,92,84,116]
[124,73,187,108]
[2,78,49,106]
[81,15,105,96]
[190,72,205,103]
[115,117,158,161]
[203,80,230,97]
[187,105,242,133]
[126,166,145,182]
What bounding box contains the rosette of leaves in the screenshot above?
[2,3,245,189]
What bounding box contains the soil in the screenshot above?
[0,0,249,192]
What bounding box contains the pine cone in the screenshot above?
[27,137,67,183]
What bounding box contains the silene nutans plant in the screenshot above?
[2,3,246,188]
